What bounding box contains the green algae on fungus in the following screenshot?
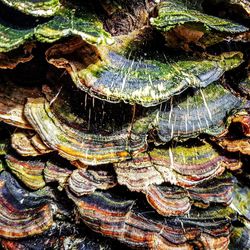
[151,0,248,33]
[0,7,113,53]
[5,154,46,190]
[24,97,147,165]
[46,36,244,107]
[35,8,114,45]
[153,82,243,142]
[0,140,8,155]
[0,0,61,17]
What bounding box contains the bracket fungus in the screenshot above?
[68,166,117,196]
[0,5,113,53]
[67,188,232,249]
[0,82,42,129]
[115,141,241,190]
[217,138,250,155]
[146,173,234,216]
[24,97,147,165]
[46,36,244,106]
[212,112,250,154]
[151,0,248,33]
[0,0,61,17]
[150,0,249,49]
[5,155,46,190]
[0,172,53,239]
[11,130,53,156]
[153,83,244,142]
[0,0,249,248]
[44,161,72,190]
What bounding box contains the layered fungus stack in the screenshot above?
[0,0,250,249]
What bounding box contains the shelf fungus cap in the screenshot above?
[35,8,114,45]
[145,174,234,216]
[46,36,244,107]
[216,138,250,155]
[67,189,232,249]
[68,167,117,196]
[11,131,53,157]
[115,142,241,190]
[150,0,248,33]
[24,97,147,165]
[0,7,114,53]
[44,161,72,190]
[153,83,243,142]
[0,0,61,17]
[0,82,42,129]
[5,155,46,190]
[146,185,192,216]
[186,173,235,207]
[0,171,53,239]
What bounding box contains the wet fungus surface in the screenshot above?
[0,0,249,249]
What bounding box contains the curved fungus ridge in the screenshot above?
[154,83,243,142]
[0,0,61,17]
[0,172,53,239]
[11,130,53,157]
[115,142,241,190]
[68,167,117,196]
[151,0,248,33]
[146,173,234,216]
[0,82,42,129]
[67,189,232,250]
[46,37,244,107]
[0,7,113,53]
[44,161,72,189]
[24,97,147,165]
[217,138,250,155]
[5,155,46,190]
